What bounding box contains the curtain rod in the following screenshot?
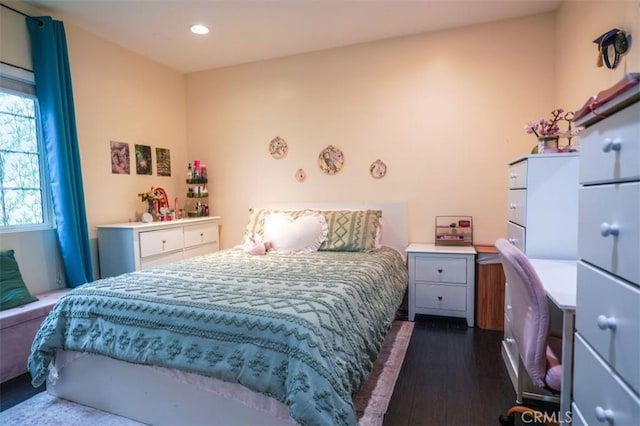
[0,2,44,26]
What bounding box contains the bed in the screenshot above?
[28,203,409,425]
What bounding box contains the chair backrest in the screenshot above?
[495,238,550,389]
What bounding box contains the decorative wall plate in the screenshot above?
[295,168,306,182]
[269,136,288,159]
[370,159,387,179]
[318,145,344,175]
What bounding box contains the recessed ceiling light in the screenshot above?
[190,24,210,35]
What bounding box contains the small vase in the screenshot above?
[537,136,559,154]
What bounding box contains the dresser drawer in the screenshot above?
[573,334,640,426]
[508,160,528,189]
[415,283,466,311]
[576,262,640,393]
[578,182,640,284]
[184,223,219,248]
[506,222,525,253]
[414,256,467,284]
[580,102,640,185]
[139,228,184,258]
[140,251,184,269]
[507,189,527,226]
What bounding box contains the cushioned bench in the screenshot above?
[0,289,69,383]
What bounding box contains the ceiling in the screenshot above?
[18,0,561,73]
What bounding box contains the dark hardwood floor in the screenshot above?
[384,315,517,426]
[1,315,521,425]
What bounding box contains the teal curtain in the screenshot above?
[27,17,93,286]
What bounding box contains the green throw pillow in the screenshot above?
[318,210,381,252]
[0,249,38,311]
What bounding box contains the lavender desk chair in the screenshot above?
[495,238,562,425]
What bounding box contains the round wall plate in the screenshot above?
[318,145,344,175]
[370,159,387,179]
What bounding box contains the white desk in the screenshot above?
[529,258,577,422]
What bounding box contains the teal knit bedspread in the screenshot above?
[28,247,408,426]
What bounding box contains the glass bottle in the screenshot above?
[187,163,193,183]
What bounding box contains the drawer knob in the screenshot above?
[599,222,620,237]
[506,304,512,311]
[505,337,515,344]
[437,268,443,273]
[162,240,166,244]
[601,138,622,153]
[597,315,617,331]
[507,238,517,244]
[509,203,517,210]
[509,173,518,179]
[594,406,614,423]
[437,296,443,301]
[200,232,204,237]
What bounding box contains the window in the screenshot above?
[0,71,51,230]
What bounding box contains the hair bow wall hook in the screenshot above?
[594,28,630,69]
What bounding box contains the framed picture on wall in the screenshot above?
[135,144,152,175]
[156,147,171,176]
[110,140,130,174]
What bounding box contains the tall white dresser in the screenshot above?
[97,217,220,278]
[506,153,579,259]
[572,89,640,425]
[502,153,579,395]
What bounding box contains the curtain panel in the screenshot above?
[27,17,93,287]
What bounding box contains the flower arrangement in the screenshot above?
[524,108,566,139]
[138,187,165,203]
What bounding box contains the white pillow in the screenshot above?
[263,213,328,253]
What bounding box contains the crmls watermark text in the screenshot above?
[521,411,573,424]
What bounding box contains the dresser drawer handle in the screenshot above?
[601,138,622,153]
[505,337,515,344]
[437,268,443,273]
[594,406,614,423]
[597,315,617,331]
[599,222,620,237]
[509,173,518,179]
[508,238,517,244]
[437,296,443,301]
[162,240,166,244]
[509,203,517,210]
[506,304,512,311]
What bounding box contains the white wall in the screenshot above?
[555,0,640,110]
[186,13,557,249]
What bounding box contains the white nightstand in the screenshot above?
[406,243,477,326]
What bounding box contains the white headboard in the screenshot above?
[262,202,408,256]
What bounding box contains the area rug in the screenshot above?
[0,320,414,426]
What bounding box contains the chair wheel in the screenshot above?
[499,413,515,425]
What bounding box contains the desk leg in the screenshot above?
[560,309,575,424]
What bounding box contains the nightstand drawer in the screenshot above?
[184,223,219,248]
[507,189,526,226]
[139,228,184,258]
[573,334,640,426]
[580,102,640,185]
[576,262,640,393]
[414,257,467,284]
[508,160,528,189]
[578,182,640,284]
[415,284,466,311]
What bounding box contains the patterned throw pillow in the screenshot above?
[244,208,382,252]
[0,249,38,311]
[318,210,382,252]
